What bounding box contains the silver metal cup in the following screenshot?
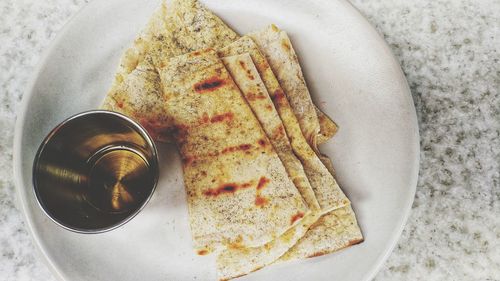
[33,110,159,233]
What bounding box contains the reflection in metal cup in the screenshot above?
[33,110,159,233]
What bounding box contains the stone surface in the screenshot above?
[0,0,498,280]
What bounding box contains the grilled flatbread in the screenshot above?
[248,25,336,148]
[219,36,362,264]
[215,38,354,279]
[219,37,349,213]
[280,205,363,260]
[102,0,239,141]
[156,49,309,253]
[248,26,364,262]
[222,54,320,212]
[216,53,321,280]
[316,105,338,145]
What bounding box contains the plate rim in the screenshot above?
[12,0,420,280]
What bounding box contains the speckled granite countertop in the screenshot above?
[1,0,499,280]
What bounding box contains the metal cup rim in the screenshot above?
[32,110,159,234]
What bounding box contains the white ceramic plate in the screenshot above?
[14,0,419,280]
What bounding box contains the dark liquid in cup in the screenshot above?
[86,146,155,214]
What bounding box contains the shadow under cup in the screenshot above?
[33,110,159,233]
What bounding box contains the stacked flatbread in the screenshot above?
[102,0,363,280]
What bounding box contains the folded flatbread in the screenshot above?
[280,205,363,260]
[248,24,338,148]
[156,49,309,253]
[316,105,339,144]
[222,54,320,212]
[249,25,364,262]
[219,37,349,214]
[102,0,239,141]
[215,37,352,279]
[216,53,322,280]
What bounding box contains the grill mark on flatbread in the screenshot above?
[238,59,255,80]
[194,76,226,93]
[210,113,233,123]
[197,249,209,256]
[254,195,269,207]
[257,138,267,148]
[182,136,274,163]
[203,181,254,197]
[221,143,252,154]
[256,176,270,190]
[273,125,286,137]
[255,177,270,207]
[271,89,286,103]
[199,112,234,125]
[246,92,267,101]
[182,142,255,166]
[290,212,305,225]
